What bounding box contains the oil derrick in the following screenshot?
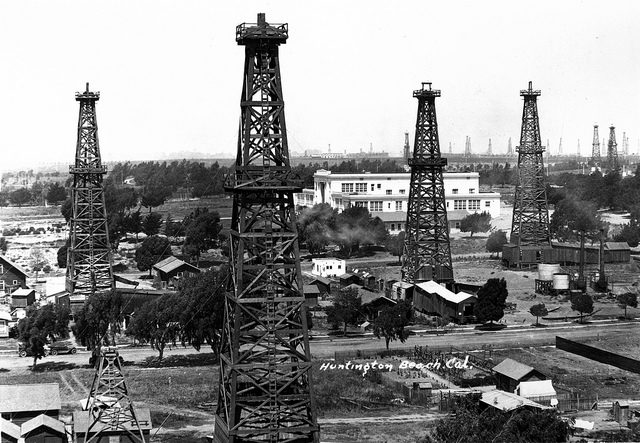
[402,82,453,284]
[507,137,513,155]
[607,125,619,172]
[623,131,628,156]
[510,81,550,250]
[590,125,601,168]
[464,136,471,156]
[577,139,580,157]
[66,83,113,307]
[214,13,319,443]
[487,138,492,155]
[404,131,411,159]
[83,348,147,442]
[558,137,563,155]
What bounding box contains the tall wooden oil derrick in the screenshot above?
[214,13,319,443]
[402,82,453,284]
[510,81,551,251]
[607,125,619,172]
[66,83,113,308]
[590,125,601,169]
[84,348,146,442]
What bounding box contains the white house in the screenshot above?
[311,258,346,278]
[295,170,501,234]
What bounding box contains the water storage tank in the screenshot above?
[538,263,561,281]
[552,273,570,290]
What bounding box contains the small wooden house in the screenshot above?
[492,358,547,393]
[0,384,61,426]
[21,414,66,443]
[152,256,201,290]
[0,416,21,443]
[302,285,321,307]
[0,256,28,295]
[10,288,36,309]
[413,281,476,323]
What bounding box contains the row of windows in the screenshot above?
[352,201,403,212]
[451,188,476,194]
[390,223,407,231]
[340,183,406,194]
[452,199,490,210]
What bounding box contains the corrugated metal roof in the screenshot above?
[492,358,536,380]
[481,390,549,412]
[415,280,475,304]
[20,414,66,436]
[0,383,61,413]
[152,256,199,274]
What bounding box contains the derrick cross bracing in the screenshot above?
[590,125,601,169]
[84,348,146,442]
[402,82,453,284]
[607,125,619,172]
[214,13,319,443]
[510,81,551,249]
[66,83,114,306]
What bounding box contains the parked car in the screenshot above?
[48,341,77,356]
[17,343,49,358]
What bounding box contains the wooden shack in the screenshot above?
[413,281,476,323]
[492,358,547,393]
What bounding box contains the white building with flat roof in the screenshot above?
[294,170,501,234]
[311,258,346,278]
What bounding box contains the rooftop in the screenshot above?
[152,256,200,274]
[516,379,556,398]
[11,288,35,297]
[415,280,475,304]
[481,390,550,412]
[492,358,538,380]
[21,414,66,437]
[0,383,61,413]
[0,416,21,439]
[0,255,29,278]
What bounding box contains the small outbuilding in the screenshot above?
[302,284,321,307]
[311,258,346,278]
[481,390,550,412]
[72,408,152,443]
[21,414,67,443]
[515,380,557,406]
[337,273,361,288]
[10,288,36,309]
[0,311,11,339]
[309,277,331,297]
[413,281,476,323]
[152,256,201,290]
[390,281,414,302]
[492,358,547,393]
[613,400,630,424]
[0,256,28,295]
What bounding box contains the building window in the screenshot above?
[371,184,375,191]
[341,183,354,193]
[469,200,480,210]
[395,201,403,211]
[452,189,459,194]
[370,201,383,212]
[485,201,491,207]
[377,184,381,189]
[469,188,475,194]
[355,183,367,193]
[446,201,450,208]
[388,203,391,209]
[0,281,4,291]
[391,224,395,231]
[455,222,461,229]
[12,280,18,285]
[355,201,368,208]
[454,200,466,210]
[0,265,3,274]
[386,190,392,195]
[399,189,406,194]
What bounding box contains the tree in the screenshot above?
[571,292,594,323]
[182,209,222,264]
[142,212,163,236]
[529,303,548,326]
[60,198,73,223]
[550,197,600,241]
[334,206,388,257]
[29,247,48,279]
[135,235,172,276]
[72,291,125,364]
[473,278,508,325]
[46,182,67,204]
[459,212,492,237]
[326,287,362,336]
[176,267,227,356]
[9,188,32,207]
[17,304,70,369]
[617,292,638,319]
[373,300,412,349]
[485,230,507,257]
[123,211,143,240]
[385,231,405,264]
[141,181,173,212]
[164,213,184,238]
[126,293,181,360]
[423,396,569,443]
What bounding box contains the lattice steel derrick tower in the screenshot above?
[83,348,147,442]
[214,13,319,443]
[402,82,453,284]
[404,131,411,160]
[510,81,550,248]
[607,125,619,172]
[67,83,113,307]
[590,125,601,168]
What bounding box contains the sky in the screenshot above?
[0,0,639,171]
